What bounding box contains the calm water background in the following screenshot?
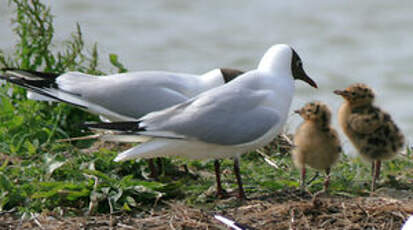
[1,0,412,154]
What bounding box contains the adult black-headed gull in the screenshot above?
[0,68,243,121]
[0,68,244,178]
[85,44,318,199]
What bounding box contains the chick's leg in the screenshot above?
[371,160,381,192]
[300,167,306,191]
[323,168,331,192]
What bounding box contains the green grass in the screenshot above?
[0,0,412,217]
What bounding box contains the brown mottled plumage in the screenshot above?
[293,101,341,193]
[334,83,404,191]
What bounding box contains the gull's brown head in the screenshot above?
[220,68,244,83]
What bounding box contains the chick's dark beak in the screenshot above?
[334,89,347,96]
[294,109,301,114]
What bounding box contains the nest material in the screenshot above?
[259,134,295,156]
[2,191,411,230]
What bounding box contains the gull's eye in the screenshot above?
[296,60,302,67]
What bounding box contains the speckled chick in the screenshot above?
[293,101,341,192]
[334,83,404,191]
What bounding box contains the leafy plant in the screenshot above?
[0,0,167,214]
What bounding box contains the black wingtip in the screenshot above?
[0,68,59,90]
[1,67,20,72]
[83,121,144,132]
[1,68,61,79]
[1,67,15,72]
[0,74,9,80]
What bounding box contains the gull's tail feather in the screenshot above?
[114,140,170,162]
[85,121,186,141]
[0,69,83,107]
[27,91,57,101]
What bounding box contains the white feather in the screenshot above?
[114,140,171,162]
[214,215,244,230]
[101,134,151,143]
[27,91,56,101]
[402,216,413,230]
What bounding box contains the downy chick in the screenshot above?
[293,101,341,193]
[334,83,404,191]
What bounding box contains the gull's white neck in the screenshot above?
[197,68,226,91]
[271,71,295,123]
[258,44,295,124]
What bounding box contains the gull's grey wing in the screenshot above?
[82,83,190,119]
[57,71,200,119]
[139,84,281,145]
[0,70,195,120]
